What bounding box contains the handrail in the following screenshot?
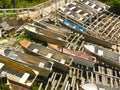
[0,0,55,17]
[0,0,75,17]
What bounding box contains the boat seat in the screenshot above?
[65,3,71,7]
[99,88,105,90]
[0,63,5,69]
[19,72,30,83]
[72,3,77,5]
[60,7,66,12]
[98,50,103,56]
[97,7,102,12]
[91,4,96,8]
[69,6,76,10]
[32,48,39,53]
[83,13,88,16]
[66,11,71,15]
[46,53,53,58]
[58,37,62,40]
[76,9,82,14]
[38,62,45,68]
[79,17,84,21]
[60,58,66,64]
[69,15,74,18]
[85,1,90,5]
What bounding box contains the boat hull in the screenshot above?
[48,44,96,67]
[58,18,114,48]
[34,20,70,35]
[24,28,68,47]
[21,45,70,71]
[0,54,38,88]
[84,47,120,68]
[73,56,96,67]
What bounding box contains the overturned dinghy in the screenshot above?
[23,24,68,47]
[0,48,39,88]
[20,41,73,71]
[84,45,120,68]
[0,48,53,77]
[48,44,96,67]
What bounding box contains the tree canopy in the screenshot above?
[0,0,48,8]
[99,0,120,15]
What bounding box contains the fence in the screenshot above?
[0,0,55,17]
[0,0,75,17]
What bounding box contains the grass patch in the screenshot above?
[15,34,30,44]
[16,0,49,8]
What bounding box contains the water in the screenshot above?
[63,20,87,32]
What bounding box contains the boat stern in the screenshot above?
[20,41,31,48]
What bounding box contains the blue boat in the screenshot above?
[63,20,87,32]
[58,18,114,48]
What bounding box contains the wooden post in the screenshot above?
[17,8,19,16]
[4,9,6,17]
[27,8,30,17]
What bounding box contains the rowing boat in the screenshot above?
[0,48,53,77]
[0,48,39,88]
[34,19,71,35]
[84,45,120,68]
[48,44,96,67]
[23,24,68,47]
[58,18,114,48]
[20,41,73,71]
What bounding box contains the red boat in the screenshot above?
[49,44,96,67]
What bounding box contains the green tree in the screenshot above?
[0,0,11,8]
[99,0,120,15]
[107,0,120,15]
[11,0,17,8]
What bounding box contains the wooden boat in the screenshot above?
[84,45,120,68]
[48,44,96,67]
[33,19,71,35]
[20,41,73,71]
[23,24,68,47]
[77,0,110,13]
[58,18,114,48]
[58,2,94,21]
[0,48,39,88]
[0,48,53,77]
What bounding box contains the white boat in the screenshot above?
[84,45,120,68]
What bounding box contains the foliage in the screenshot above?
[0,0,12,9]
[99,0,120,15]
[0,0,48,8]
[16,0,48,8]
[106,0,120,15]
